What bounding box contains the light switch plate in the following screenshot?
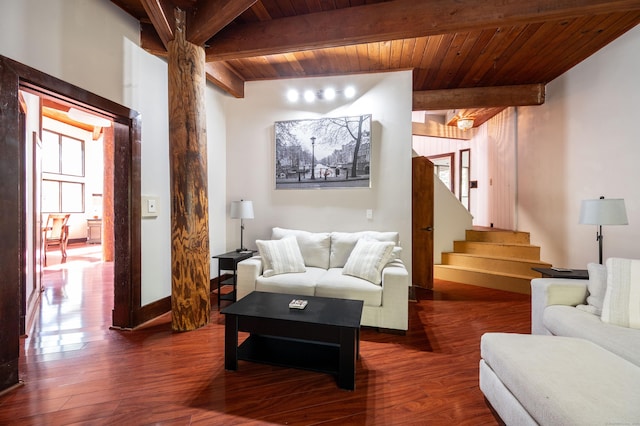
[141,195,159,218]
[366,209,373,220]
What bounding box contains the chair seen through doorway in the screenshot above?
[43,213,70,266]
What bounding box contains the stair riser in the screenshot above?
[441,253,550,276]
[434,266,531,295]
[453,241,540,260]
[465,230,530,244]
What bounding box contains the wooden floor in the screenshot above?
[1,245,530,425]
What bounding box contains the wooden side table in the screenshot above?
[87,218,102,244]
[212,251,255,307]
[532,267,589,279]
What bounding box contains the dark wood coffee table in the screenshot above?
[221,291,363,390]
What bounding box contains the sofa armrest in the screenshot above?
[237,256,263,300]
[531,278,589,336]
[380,260,409,330]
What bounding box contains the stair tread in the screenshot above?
[455,240,540,248]
[442,252,551,265]
[434,264,540,280]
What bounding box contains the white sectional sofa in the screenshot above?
[480,258,640,425]
[236,227,409,332]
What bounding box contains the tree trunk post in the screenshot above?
[168,8,210,331]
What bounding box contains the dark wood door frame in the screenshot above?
[0,55,142,392]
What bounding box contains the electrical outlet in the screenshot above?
[366,209,373,220]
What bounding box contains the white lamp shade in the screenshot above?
[230,200,254,219]
[579,198,628,225]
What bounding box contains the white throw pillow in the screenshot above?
[256,236,306,278]
[601,258,640,329]
[330,231,399,268]
[577,262,607,315]
[271,227,330,269]
[342,239,395,285]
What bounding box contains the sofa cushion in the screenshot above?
[602,257,640,329]
[271,227,331,269]
[255,267,327,296]
[481,333,640,426]
[577,262,607,315]
[342,239,395,284]
[315,268,382,307]
[256,236,306,278]
[329,231,399,268]
[543,305,640,367]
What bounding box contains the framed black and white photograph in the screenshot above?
[274,114,372,190]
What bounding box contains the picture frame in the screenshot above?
[274,114,372,190]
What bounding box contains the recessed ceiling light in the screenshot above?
[304,90,316,102]
[286,89,299,102]
[323,88,336,101]
[344,86,356,99]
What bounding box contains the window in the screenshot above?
[459,149,470,211]
[41,130,85,213]
[428,152,455,193]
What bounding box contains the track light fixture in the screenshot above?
[286,86,357,103]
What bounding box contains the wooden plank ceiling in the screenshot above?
[110,0,640,132]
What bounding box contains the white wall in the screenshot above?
[518,24,640,268]
[0,0,229,305]
[225,72,414,277]
[432,173,473,264]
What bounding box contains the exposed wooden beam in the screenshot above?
[413,84,545,110]
[140,22,168,56]
[139,0,175,48]
[187,0,257,46]
[204,62,245,98]
[412,120,475,141]
[204,0,640,61]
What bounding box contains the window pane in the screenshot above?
[42,180,60,213]
[61,136,84,176]
[61,182,84,212]
[42,130,60,173]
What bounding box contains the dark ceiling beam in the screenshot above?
[204,0,640,61]
[204,62,245,98]
[141,22,168,55]
[139,0,175,48]
[187,0,257,46]
[412,84,546,110]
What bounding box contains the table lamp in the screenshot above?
[230,200,254,252]
[579,196,628,264]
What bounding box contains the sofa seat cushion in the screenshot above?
[315,268,382,307]
[255,267,326,296]
[544,305,640,368]
[481,333,640,425]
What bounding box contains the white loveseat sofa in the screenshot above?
[480,258,640,425]
[237,227,409,332]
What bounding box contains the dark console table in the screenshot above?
[221,291,363,390]
[212,250,254,306]
[532,267,589,280]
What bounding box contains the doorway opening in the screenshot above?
[0,54,142,392]
[20,88,115,337]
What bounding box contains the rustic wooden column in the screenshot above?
[168,8,210,331]
[102,124,115,262]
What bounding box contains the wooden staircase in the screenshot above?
[434,228,551,294]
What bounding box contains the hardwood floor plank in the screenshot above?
[1,245,531,424]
